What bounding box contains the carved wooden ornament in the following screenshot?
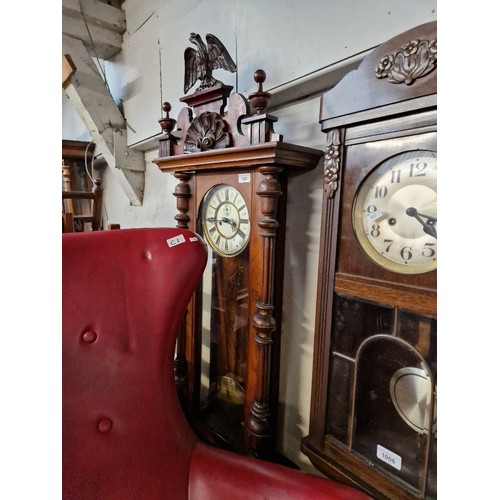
[375,37,437,85]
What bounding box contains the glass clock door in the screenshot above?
[325,295,437,498]
[198,243,250,449]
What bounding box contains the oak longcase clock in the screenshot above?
[154,68,322,460]
[301,22,437,499]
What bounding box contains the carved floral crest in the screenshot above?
[375,38,437,85]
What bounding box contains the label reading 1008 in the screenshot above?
[376,444,402,471]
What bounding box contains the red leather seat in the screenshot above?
[62,227,371,499]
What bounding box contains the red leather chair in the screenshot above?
[62,227,371,499]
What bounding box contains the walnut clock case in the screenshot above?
[154,67,322,461]
[301,22,437,499]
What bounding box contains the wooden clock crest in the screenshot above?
[301,22,437,499]
[154,34,322,460]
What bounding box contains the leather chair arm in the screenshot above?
[188,443,371,499]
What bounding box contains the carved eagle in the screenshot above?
[184,33,237,94]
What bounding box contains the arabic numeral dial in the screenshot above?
[352,151,437,275]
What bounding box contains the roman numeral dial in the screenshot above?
[201,184,251,257]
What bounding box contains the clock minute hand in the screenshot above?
[414,211,437,238]
[406,207,437,239]
[206,216,222,224]
[422,223,437,239]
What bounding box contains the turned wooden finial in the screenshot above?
[242,69,282,144]
[249,69,271,114]
[158,101,176,136]
[158,102,179,157]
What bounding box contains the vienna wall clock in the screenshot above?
[154,41,322,462]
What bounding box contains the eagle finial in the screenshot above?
[184,33,237,94]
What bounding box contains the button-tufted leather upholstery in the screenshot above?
[63,227,371,499]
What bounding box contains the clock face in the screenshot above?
[201,184,251,257]
[352,150,437,274]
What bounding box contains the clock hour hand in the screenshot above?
[221,217,238,230]
[406,207,437,239]
[207,216,238,231]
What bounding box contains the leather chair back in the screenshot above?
[63,228,207,499]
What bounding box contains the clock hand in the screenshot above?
[207,216,238,231]
[422,223,437,238]
[221,217,238,230]
[414,211,437,224]
[406,207,437,239]
[206,217,221,224]
[413,211,437,238]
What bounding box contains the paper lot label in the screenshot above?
[376,444,401,470]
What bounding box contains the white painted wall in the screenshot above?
[62,0,437,473]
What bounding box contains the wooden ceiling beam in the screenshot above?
[63,35,145,205]
[62,0,126,60]
[62,54,77,88]
[62,0,126,34]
